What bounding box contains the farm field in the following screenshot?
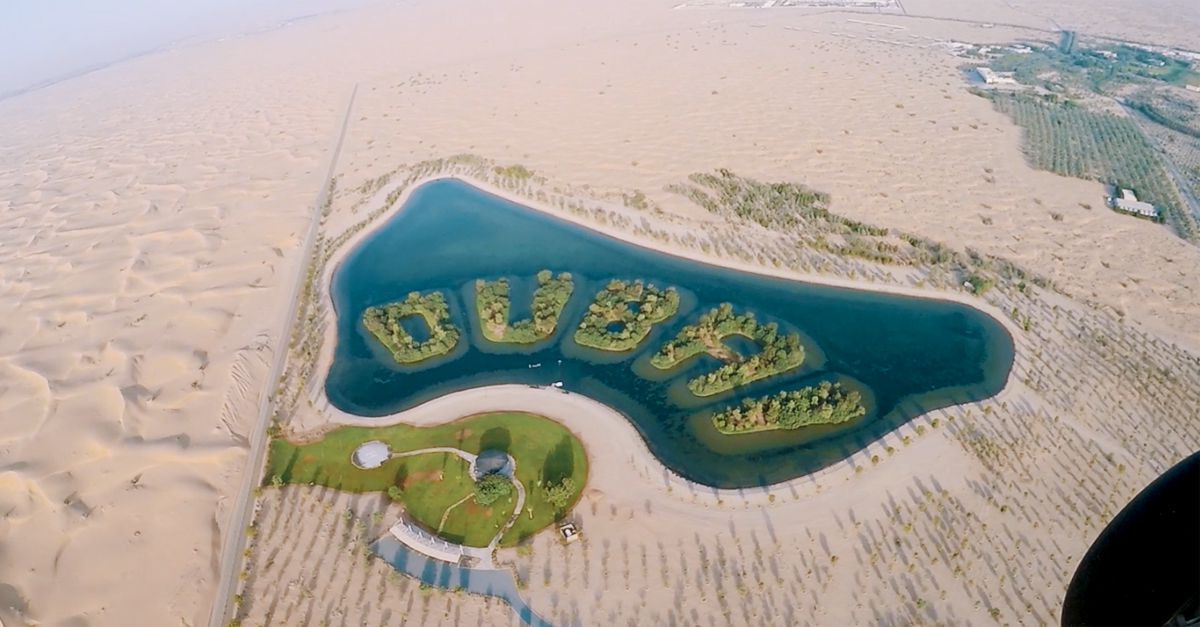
[985,91,1199,240]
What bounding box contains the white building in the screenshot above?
[1110,188,1159,219]
[976,67,1018,85]
[351,440,391,469]
[389,520,464,564]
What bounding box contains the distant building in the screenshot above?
[976,67,1018,86]
[1109,188,1160,219]
[389,520,464,564]
[558,522,581,544]
[351,440,390,469]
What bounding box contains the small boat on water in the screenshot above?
[528,363,541,369]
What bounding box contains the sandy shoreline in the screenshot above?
[320,383,857,507]
[319,173,1027,347]
[299,172,1023,502]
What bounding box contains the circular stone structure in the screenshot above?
[351,440,391,469]
[470,449,514,480]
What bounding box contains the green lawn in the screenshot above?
[266,412,587,547]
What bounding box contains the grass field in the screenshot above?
[267,412,588,547]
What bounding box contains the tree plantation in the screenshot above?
[984,91,1199,241]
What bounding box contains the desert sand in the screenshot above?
[1,0,1198,626]
[233,156,1198,624]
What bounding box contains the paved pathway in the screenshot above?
[383,446,526,568]
[489,455,525,551]
[392,446,475,465]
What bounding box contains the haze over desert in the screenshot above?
[1,1,1198,626]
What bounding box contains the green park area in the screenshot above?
[266,412,587,547]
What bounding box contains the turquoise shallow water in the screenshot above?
[326,179,1014,488]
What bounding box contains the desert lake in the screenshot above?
[326,179,1014,487]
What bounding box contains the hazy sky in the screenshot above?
[0,0,377,95]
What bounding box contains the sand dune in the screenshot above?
[235,156,1196,624]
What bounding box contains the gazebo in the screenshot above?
[351,440,390,469]
[470,449,513,480]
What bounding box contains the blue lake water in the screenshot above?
[326,179,1014,487]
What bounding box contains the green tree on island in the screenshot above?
[712,381,867,434]
[362,291,460,364]
[652,302,806,396]
[475,270,574,343]
[574,279,680,351]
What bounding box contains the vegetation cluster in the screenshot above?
[1127,99,1200,140]
[475,270,574,343]
[362,291,460,364]
[712,381,866,434]
[983,91,1197,240]
[667,168,843,232]
[988,44,1198,94]
[574,279,680,351]
[652,303,806,396]
[493,164,535,180]
[473,473,513,506]
[668,169,1053,295]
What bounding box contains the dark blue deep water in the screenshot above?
[326,180,1014,487]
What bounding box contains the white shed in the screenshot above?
[351,440,391,469]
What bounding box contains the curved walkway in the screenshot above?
[391,445,475,466]
[491,456,525,550]
[383,445,526,565]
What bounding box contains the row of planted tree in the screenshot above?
[362,271,865,434]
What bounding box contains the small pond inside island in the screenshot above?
[326,179,1014,488]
